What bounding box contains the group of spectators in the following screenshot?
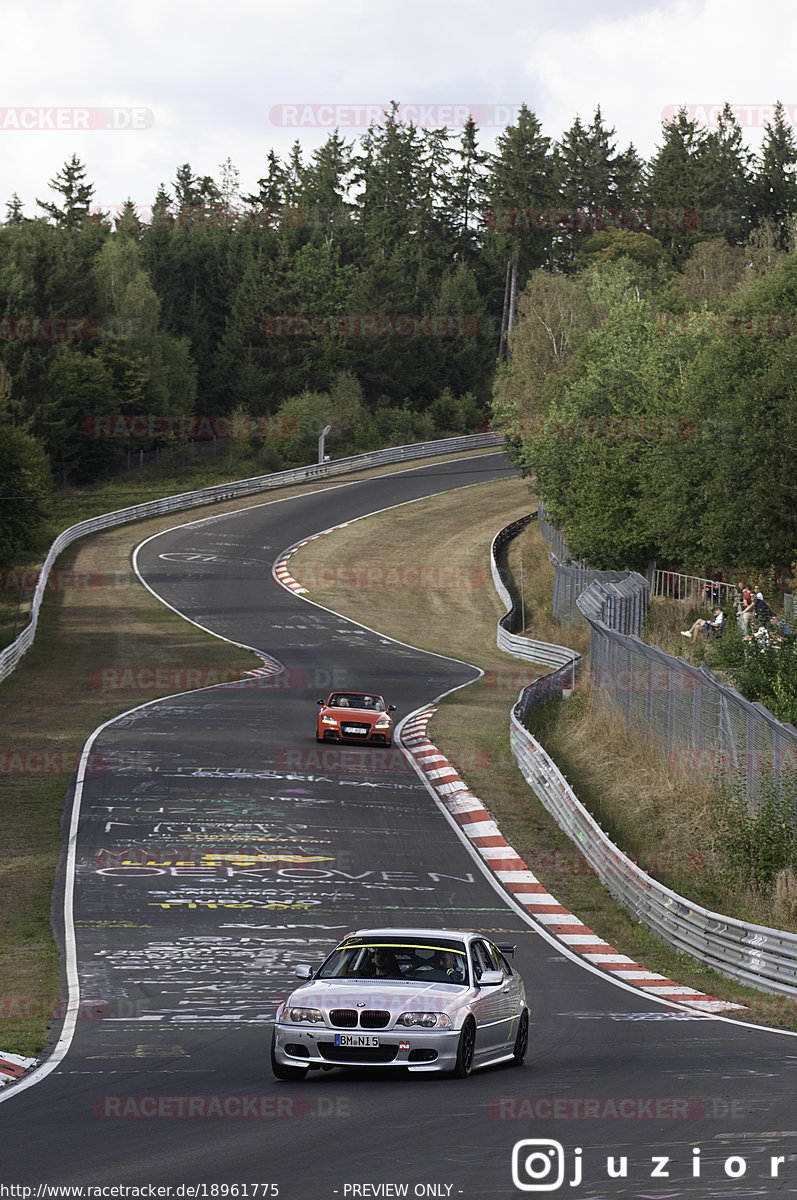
[680,576,793,650]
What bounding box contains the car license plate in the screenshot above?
[342,724,368,734]
[334,1033,379,1047]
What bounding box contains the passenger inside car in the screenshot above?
[371,948,402,978]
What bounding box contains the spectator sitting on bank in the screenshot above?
[681,608,725,639]
[751,623,772,649]
[751,614,793,649]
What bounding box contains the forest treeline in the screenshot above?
[2,100,797,568]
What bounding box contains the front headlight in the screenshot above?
[320,716,338,725]
[396,1012,452,1029]
[373,719,391,729]
[286,1006,324,1023]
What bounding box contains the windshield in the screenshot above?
[328,693,385,711]
[317,937,469,984]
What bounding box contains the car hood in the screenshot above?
[285,978,467,1014]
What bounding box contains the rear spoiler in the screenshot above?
[497,943,517,958]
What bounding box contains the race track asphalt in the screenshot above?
[1,452,796,1198]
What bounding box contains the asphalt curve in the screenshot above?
[1,452,796,1199]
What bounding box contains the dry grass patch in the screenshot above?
[290,476,536,669]
[504,520,591,657]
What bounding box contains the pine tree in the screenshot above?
[646,108,708,261]
[115,199,144,238]
[243,150,287,224]
[36,154,95,229]
[698,103,753,242]
[752,101,797,249]
[218,157,241,217]
[301,131,355,246]
[173,163,201,211]
[4,194,25,224]
[150,185,174,228]
[303,131,355,211]
[487,105,558,358]
[283,140,306,208]
[447,117,490,255]
[354,102,425,263]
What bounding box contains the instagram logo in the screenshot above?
[512,1140,581,1191]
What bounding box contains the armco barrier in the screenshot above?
[494,516,797,997]
[1,433,503,685]
[490,515,581,685]
[510,711,797,996]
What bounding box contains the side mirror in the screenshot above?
[317,699,325,706]
[388,705,396,711]
[477,970,503,988]
[294,964,313,979]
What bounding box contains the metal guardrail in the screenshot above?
[1,432,503,685]
[494,517,797,997]
[510,710,797,997]
[652,568,736,607]
[490,516,581,677]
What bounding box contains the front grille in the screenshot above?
[319,1043,398,1064]
[360,1010,390,1029]
[329,1009,358,1027]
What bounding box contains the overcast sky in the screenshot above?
[3,0,796,221]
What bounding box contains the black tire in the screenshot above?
[270,1029,308,1082]
[512,1009,529,1066]
[452,1017,476,1078]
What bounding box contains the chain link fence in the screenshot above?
[581,604,797,801]
[538,503,648,633]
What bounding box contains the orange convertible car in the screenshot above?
[316,692,397,747]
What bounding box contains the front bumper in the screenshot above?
[318,727,391,745]
[273,1022,461,1072]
